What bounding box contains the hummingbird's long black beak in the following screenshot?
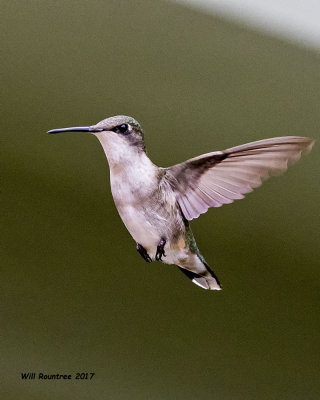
[47,126,103,134]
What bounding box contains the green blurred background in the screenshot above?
[2,1,319,399]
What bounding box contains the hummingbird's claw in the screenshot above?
[156,238,167,261]
[136,243,152,263]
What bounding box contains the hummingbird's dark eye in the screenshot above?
[115,123,130,135]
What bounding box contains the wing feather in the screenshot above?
[168,136,314,220]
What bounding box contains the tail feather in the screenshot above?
[178,261,222,290]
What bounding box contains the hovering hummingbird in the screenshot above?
[48,116,314,290]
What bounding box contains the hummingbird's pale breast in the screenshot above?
[111,163,186,260]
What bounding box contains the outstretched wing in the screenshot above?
[168,136,314,220]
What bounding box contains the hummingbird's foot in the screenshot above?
[156,237,167,261]
[136,243,152,263]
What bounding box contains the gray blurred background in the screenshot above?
[2,1,320,399]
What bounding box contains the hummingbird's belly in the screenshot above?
[117,204,167,254]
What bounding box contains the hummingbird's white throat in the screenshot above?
[94,131,143,165]
[94,130,157,192]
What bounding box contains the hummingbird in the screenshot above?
[47,116,314,290]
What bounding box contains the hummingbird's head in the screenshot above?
[92,115,145,152]
[48,115,146,166]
